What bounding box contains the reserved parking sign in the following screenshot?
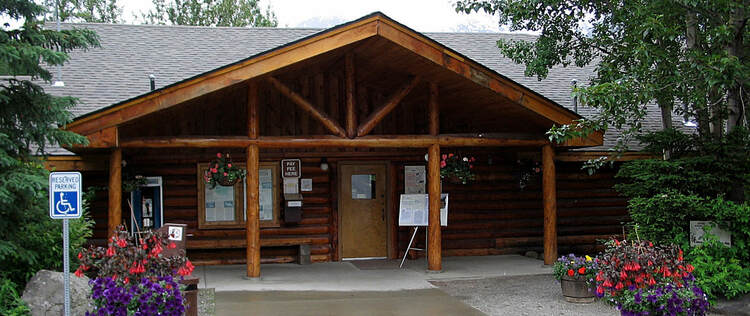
[49,172,82,219]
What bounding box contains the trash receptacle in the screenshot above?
[157,223,200,316]
[180,275,199,316]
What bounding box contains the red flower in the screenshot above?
[620,270,627,280]
[124,277,129,284]
[441,154,447,160]
[74,268,83,278]
[678,249,684,261]
[567,269,574,277]
[227,163,232,168]
[169,242,177,249]
[116,238,127,248]
[648,277,656,286]
[596,286,604,294]
[578,267,586,274]
[106,247,115,257]
[440,161,446,168]
[615,282,624,290]
[77,252,83,260]
[223,172,228,176]
[686,264,694,273]
[448,153,454,158]
[217,153,222,158]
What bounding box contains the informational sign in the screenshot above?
[205,185,234,222]
[404,166,426,194]
[281,159,301,178]
[168,226,183,241]
[300,178,313,192]
[283,178,299,195]
[259,168,274,221]
[49,172,82,219]
[398,194,448,226]
[690,221,732,247]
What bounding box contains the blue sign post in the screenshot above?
[49,172,82,316]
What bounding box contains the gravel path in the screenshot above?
[431,274,617,316]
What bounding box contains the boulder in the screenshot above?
[22,270,92,316]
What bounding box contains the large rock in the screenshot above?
[22,270,92,316]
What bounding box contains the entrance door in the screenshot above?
[340,164,388,258]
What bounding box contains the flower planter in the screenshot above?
[560,275,595,303]
[217,177,239,186]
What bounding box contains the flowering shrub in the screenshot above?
[440,153,476,184]
[553,254,599,284]
[516,158,541,190]
[204,152,245,188]
[87,275,184,316]
[595,239,709,315]
[76,226,195,315]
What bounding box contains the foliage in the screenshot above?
[515,158,540,189]
[87,275,184,316]
[0,278,30,316]
[41,0,122,23]
[76,226,194,283]
[440,153,475,184]
[143,0,277,27]
[594,239,708,315]
[203,152,245,189]
[455,0,750,151]
[687,238,750,300]
[552,253,599,283]
[0,0,98,294]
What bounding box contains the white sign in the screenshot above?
[283,178,299,195]
[404,166,426,194]
[301,178,313,192]
[168,226,183,241]
[690,221,731,247]
[49,172,82,219]
[398,194,448,226]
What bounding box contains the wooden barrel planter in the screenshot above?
[217,177,240,187]
[560,275,595,303]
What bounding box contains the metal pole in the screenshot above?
[63,218,70,316]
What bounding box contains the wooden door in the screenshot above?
[340,164,388,258]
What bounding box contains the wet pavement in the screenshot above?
[215,289,485,316]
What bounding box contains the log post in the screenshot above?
[429,82,439,136]
[427,143,442,272]
[246,144,260,278]
[345,53,356,138]
[542,144,558,265]
[107,148,122,237]
[248,81,258,139]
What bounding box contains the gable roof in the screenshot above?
[45,12,677,152]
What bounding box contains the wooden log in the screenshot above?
[329,162,339,261]
[356,76,420,137]
[345,53,356,138]
[429,82,439,136]
[542,144,557,265]
[267,77,347,138]
[120,135,546,148]
[107,148,122,237]
[246,144,260,278]
[248,81,259,139]
[427,144,442,271]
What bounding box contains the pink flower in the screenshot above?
[227,163,232,168]
[216,153,222,158]
[223,172,228,176]
[441,154,447,160]
[440,161,447,168]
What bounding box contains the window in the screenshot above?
[351,174,376,200]
[197,162,280,229]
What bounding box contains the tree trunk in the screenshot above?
[726,6,747,132]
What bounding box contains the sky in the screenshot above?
[120,0,502,32]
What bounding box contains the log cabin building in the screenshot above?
[45,13,668,277]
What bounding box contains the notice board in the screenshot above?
[398,194,448,226]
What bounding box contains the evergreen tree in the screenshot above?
[41,0,123,23]
[0,0,98,294]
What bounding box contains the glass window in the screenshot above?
[351,174,376,200]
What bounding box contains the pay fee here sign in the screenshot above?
[49,172,82,219]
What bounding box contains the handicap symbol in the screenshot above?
[56,192,76,214]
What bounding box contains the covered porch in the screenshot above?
[64,13,604,278]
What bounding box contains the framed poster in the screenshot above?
[398,194,448,226]
[404,165,426,194]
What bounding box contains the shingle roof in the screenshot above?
[44,19,679,154]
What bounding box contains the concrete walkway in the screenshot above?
[195,255,550,292]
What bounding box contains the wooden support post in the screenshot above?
[429,83,439,136]
[345,53,357,138]
[246,144,260,278]
[247,81,258,139]
[542,144,558,265]
[107,148,122,237]
[427,144,442,272]
[267,77,347,138]
[356,76,420,137]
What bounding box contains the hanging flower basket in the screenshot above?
[440,153,476,185]
[204,153,246,189]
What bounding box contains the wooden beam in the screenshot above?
[356,76,420,137]
[248,81,259,139]
[44,156,107,171]
[119,135,549,148]
[267,77,347,138]
[67,18,379,136]
[556,130,604,148]
[246,144,260,278]
[429,82,439,136]
[542,144,558,265]
[427,143,442,272]
[108,148,122,238]
[345,53,357,138]
[78,126,118,148]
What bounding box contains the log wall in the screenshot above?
[82,149,628,265]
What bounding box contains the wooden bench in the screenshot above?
[186,236,320,265]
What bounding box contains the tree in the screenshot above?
[41,0,123,23]
[455,0,749,149]
[0,0,98,294]
[143,0,277,27]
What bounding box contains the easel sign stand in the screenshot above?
[398,193,448,268]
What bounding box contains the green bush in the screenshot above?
[0,278,30,316]
[688,239,750,300]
